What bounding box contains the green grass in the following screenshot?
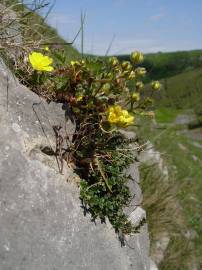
[136,50,202,269]
[138,115,202,269]
[140,163,194,270]
[155,108,181,123]
[155,68,202,113]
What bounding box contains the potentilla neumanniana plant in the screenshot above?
[25,48,161,236]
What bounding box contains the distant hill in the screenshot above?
[152,67,202,115]
[117,50,202,81]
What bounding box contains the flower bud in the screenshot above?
[80,60,86,67]
[109,57,119,67]
[122,61,132,70]
[151,81,161,90]
[102,83,111,94]
[128,71,136,79]
[135,67,146,76]
[107,72,113,79]
[136,81,144,90]
[131,51,144,64]
[131,92,140,102]
[44,46,49,51]
[122,70,130,77]
[70,61,80,66]
[144,97,153,106]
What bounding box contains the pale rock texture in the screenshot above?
[139,142,168,179]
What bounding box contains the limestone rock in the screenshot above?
[151,232,170,265]
[139,142,168,179]
[129,207,146,228]
[150,259,159,270]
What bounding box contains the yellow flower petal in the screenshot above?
[42,65,54,72]
[107,105,134,127]
[28,52,54,72]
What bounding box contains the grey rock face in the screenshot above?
[139,142,168,180]
[0,60,152,270]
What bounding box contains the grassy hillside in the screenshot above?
[138,117,202,270]
[117,50,202,81]
[152,68,202,115]
[1,0,80,61]
[135,51,202,269]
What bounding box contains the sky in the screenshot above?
[40,0,202,55]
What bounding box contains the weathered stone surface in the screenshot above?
[151,233,170,265]
[150,259,159,270]
[129,207,146,228]
[175,113,196,125]
[139,142,168,179]
[0,59,153,269]
[122,131,146,236]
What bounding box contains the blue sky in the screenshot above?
[41,0,202,55]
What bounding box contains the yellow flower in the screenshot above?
[131,92,140,102]
[44,46,49,51]
[151,81,161,90]
[122,114,134,126]
[131,51,144,64]
[119,110,134,127]
[107,105,134,127]
[108,112,119,124]
[29,52,53,72]
[111,105,122,115]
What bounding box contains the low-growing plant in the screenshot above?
[2,0,161,236]
[15,46,161,235]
